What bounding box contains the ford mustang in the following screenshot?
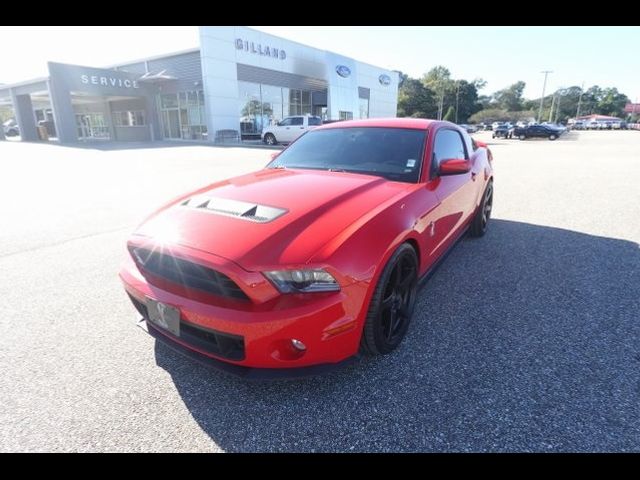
[120,118,494,378]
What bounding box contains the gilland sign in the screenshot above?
[80,74,140,89]
[235,38,286,60]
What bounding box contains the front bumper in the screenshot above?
[120,250,369,371]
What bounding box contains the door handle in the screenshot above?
[300,127,304,129]
[471,172,477,181]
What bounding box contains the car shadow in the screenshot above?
[153,219,640,452]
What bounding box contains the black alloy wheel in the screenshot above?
[470,180,493,237]
[361,244,418,355]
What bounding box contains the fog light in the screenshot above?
[291,339,306,351]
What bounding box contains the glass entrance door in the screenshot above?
[161,109,181,139]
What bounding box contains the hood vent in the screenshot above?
[181,196,287,223]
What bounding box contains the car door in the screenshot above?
[426,127,479,259]
[275,117,294,142]
[287,116,306,142]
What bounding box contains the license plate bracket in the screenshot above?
[146,299,180,337]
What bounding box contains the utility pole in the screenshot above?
[455,81,460,124]
[438,85,445,120]
[555,93,562,124]
[548,95,556,123]
[576,81,585,119]
[538,70,553,123]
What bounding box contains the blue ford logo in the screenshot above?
[379,74,391,86]
[336,65,351,78]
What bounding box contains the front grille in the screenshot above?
[179,321,245,361]
[126,293,245,361]
[130,248,249,301]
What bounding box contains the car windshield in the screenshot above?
[268,127,427,183]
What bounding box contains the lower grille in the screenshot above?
[126,293,245,361]
[130,247,249,301]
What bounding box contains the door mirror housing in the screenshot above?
[439,158,471,175]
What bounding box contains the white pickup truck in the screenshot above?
[261,115,322,145]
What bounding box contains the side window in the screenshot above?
[290,117,304,126]
[308,116,322,126]
[279,118,292,126]
[432,129,468,175]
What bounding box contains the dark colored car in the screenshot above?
[492,124,512,138]
[513,124,562,141]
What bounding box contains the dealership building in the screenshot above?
[0,26,399,144]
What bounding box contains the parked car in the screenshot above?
[587,121,600,130]
[612,121,628,130]
[458,124,477,134]
[513,124,563,140]
[571,121,586,130]
[492,124,512,138]
[2,119,19,137]
[261,115,322,145]
[120,118,494,376]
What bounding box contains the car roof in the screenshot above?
[317,117,439,131]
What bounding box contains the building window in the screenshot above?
[359,98,369,119]
[238,81,316,136]
[157,90,207,140]
[113,110,146,127]
[339,111,354,121]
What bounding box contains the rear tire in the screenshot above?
[469,180,493,237]
[360,243,418,355]
[264,133,277,145]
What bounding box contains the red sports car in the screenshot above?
[120,118,494,378]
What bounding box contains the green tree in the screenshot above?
[422,66,454,119]
[597,88,629,117]
[468,108,510,123]
[454,80,482,123]
[397,77,437,118]
[443,105,455,121]
[493,81,526,111]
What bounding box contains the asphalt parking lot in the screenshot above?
[1,130,638,452]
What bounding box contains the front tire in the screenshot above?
[361,243,418,355]
[469,180,493,237]
[518,134,526,140]
[548,134,557,140]
[263,133,277,145]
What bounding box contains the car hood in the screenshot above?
[133,168,413,270]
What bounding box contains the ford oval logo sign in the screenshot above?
[379,74,391,86]
[336,65,351,78]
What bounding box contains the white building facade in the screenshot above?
[0,26,398,144]
[200,26,399,138]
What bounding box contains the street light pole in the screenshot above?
[555,93,562,124]
[455,81,460,124]
[548,95,556,123]
[576,81,585,119]
[538,70,553,123]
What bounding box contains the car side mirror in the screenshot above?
[439,158,471,175]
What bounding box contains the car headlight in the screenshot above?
[264,269,340,293]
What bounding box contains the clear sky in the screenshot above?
[1,26,638,101]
